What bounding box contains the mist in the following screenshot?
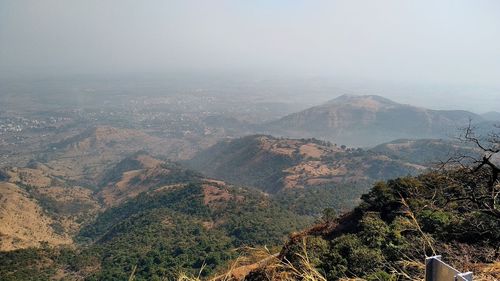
[1,0,500,112]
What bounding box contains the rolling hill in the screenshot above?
[76,179,311,280]
[97,152,201,207]
[0,182,73,251]
[0,116,494,280]
[185,135,443,194]
[263,95,483,147]
[185,135,482,218]
[36,126,197,186]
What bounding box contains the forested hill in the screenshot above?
[0,159,312,280]
[76,180,311,280]
[243,167,500,280]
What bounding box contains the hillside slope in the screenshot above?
[97,152,201,206]
[0,182,73,251]
[0,157,312,280]
[186,135,483,218]
[244,167,500,281]
[371,138,477,165]
[37,126,197,186]
[0,165,101,252]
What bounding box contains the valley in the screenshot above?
[2,3,500,280]
[0,89,497,280]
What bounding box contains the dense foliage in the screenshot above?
[274,183,370,216]
[0,182,311,280]
[262,169,499,280]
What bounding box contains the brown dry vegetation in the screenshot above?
[202,182,244,209]
[6,166,55,188]
[0,182,72,251]
[42,126,199,184]
[98,154,175,206]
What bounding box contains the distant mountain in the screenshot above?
[482,111,500,121]
[263,95,483,147]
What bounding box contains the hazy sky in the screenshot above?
[1,0,500,88]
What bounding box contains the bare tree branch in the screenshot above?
[444,122,500,218]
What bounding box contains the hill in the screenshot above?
[243,167,500,281]
[78,180,311,279]
[0,165,101,252]
[0,155,312,280]
[263,95,482,147]
[186,135,436,194]
[186,135,483,217]
[482,111,500,121]
[0,182,73,251]
[97,152,201,206]
[35,126,197,186]
[371,138,477,165]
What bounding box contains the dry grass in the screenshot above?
[468,262,500,281]
[237,239,327,281]
[174,247,278,281]
[174,242,327,281]
[399,196,436,256]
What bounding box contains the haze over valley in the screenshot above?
[0,76,497,279]
[0,1,499,280]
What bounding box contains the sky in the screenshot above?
[1,0,500,110]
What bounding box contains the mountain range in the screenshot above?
[0,94,497,280]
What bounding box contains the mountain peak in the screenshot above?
[326,94,400,110]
